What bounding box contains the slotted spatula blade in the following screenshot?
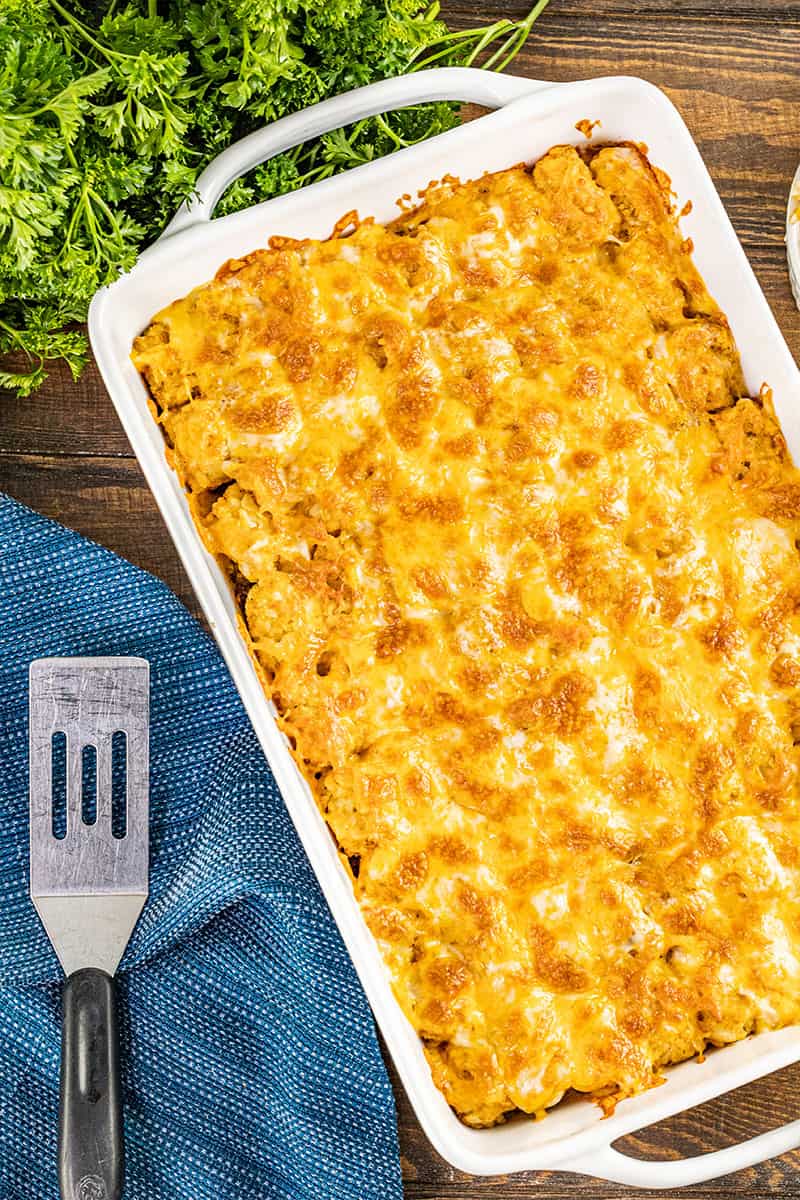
[29,656,150,1200]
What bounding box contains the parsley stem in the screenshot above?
[47,0,125,63]
[88,188,124,244]
[0,319,27,354]
[413,0,551,72]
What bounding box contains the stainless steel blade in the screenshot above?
[29,657,149,976]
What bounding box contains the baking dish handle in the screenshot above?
[160,67,553,240]
[569,1116,800,1188]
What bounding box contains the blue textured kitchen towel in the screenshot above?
[0,492,402,1200]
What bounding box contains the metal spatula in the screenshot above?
[29,657,149,1200]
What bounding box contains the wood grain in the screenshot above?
[2,3,800,1193]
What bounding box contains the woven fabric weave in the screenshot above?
[0,493,401,1200]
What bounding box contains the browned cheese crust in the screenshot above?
[133,143,800,1126]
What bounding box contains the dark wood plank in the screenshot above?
[2,3,800,1195]
[0,453,200,619]
[460,0,800,16]
[0,358,131,458]
[458,1,800,36]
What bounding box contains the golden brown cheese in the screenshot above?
[133,143,800,1127]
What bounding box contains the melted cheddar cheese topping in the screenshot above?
[133,143,800,1126]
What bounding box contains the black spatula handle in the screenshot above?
[59,968,123,1200]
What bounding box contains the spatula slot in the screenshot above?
[111,731,127,840]
[52,732,67,840]
[81,745,97,826]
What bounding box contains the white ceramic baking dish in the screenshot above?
[788,161,800,309]
[89,67,800,1187]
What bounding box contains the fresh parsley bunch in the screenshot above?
[0,0,549,397]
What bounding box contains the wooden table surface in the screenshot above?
[3,0,799,1194]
